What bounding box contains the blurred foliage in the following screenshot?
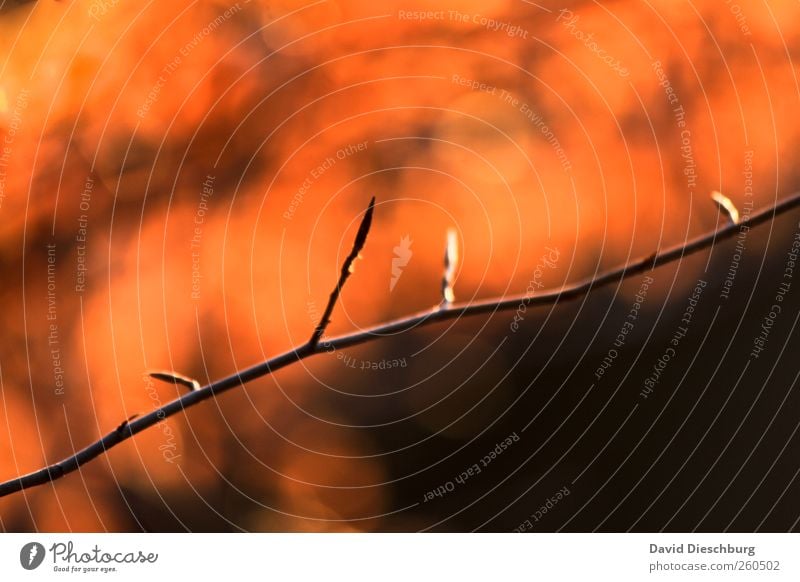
[0,0,799,531]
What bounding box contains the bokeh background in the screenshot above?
[1,0,799,531]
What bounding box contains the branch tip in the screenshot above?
[441,228,459,305]
[352,196,376,254]
[148,370,201,392]
[711,190,740,225]
[309,196,376,347]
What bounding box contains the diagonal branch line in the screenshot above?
[1,192,799,497]
[309,196,375,347]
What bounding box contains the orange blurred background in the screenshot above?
[1,0,799,531]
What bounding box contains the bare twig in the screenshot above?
[148,370,201,392]
[2,192,800,497]
[309,196,375,347]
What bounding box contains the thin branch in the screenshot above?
[309,196,376,347]
[2,192,800,497]
[148,370,200,392]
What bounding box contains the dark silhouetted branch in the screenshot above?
[1,192,800,497]
[309,196,375,347]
